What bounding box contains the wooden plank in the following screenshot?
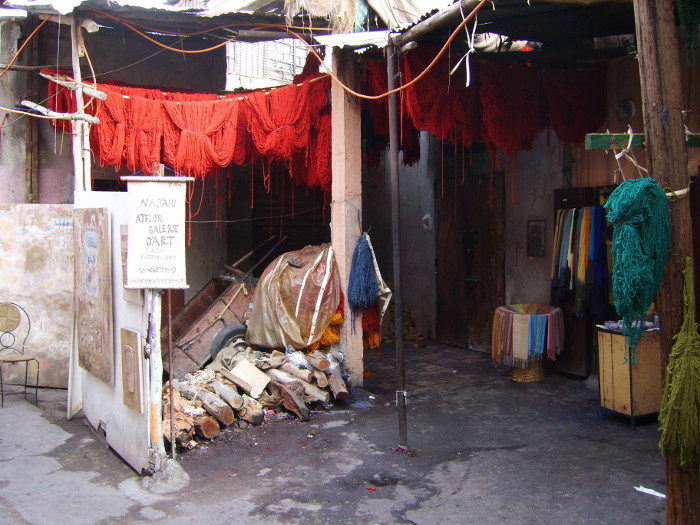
[120,328,144,413]
[585,133,700,150]
[167,280,228,342]
[585,133,646,150]
[597,331,613,411]
[630,331,663,416]
[73,208,114,386]
[610,332,631,416]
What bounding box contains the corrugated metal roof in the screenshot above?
[3,0,285,16]
[393,0,635,46]
[2,0,326,34]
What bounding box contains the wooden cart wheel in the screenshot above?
[210,324,248,361]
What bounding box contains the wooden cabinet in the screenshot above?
[597,328,663,427]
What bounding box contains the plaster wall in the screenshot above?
[363,132,436,339]
[331,48,363,385]
[0,19,27,204]
[0,204,74,388]
[504,131,564,306]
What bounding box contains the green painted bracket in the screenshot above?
[585,133,700,150]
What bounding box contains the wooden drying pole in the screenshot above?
[70,10,91,191]
[24,14,39,204]
[632,0,698,521]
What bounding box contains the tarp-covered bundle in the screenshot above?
[247,244,340,350]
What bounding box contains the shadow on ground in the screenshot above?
[0,343,666,525]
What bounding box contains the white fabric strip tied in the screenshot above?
[449,10,478,87]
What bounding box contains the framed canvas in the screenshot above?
[527,219,546,257]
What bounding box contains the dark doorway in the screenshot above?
[435,157,505,352]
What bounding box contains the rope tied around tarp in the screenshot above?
[604,177,670,364]
[658,257,700,477]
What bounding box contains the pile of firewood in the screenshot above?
[163,346,349,449]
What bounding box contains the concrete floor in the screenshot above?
[0,343,666,525]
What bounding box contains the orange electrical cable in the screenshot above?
[282,0,490,101]
[82,8,235,53]
[85,0,489,101]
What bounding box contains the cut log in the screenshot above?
[279,362,314,383]
[238,395,265,425]
[268,380,310,421]
[162,387,194,446]
[211,379,244,410]
[258,390,283,409]
[306,350,330,371]
[221,359,270,398]
[327,365,349,401]
[265,368,330,404]
[193,414,220,439]
[313,370,329,389]
[172,379,235,426]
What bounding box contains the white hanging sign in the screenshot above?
[123,176,193,289]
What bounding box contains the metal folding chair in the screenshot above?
[0,302,39,407]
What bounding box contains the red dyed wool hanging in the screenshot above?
[479,61,547,155]
[291,108,332,193]
[402,46,484,148]
[162,97,240,178]
[92,85,165,175]
[542,62,607,145]
[289,76,332,193]
[245,81,315,160]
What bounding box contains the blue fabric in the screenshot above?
[527,314,548,359]
[590,205,609,321]
[556,209,575,295]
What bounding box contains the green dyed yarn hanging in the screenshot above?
[604,177,670,363]
[678,0,700,64]
[659,257,700,472]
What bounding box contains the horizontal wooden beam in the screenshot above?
[19,100,100,125]
[0,63,65,72]
[392,0,483,48]
[40,71,107,100]
[585,132,700,149]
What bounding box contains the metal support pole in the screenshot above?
[168,290,176,460]
[387,44,408,448]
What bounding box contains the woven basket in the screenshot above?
[508,360,545,383]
